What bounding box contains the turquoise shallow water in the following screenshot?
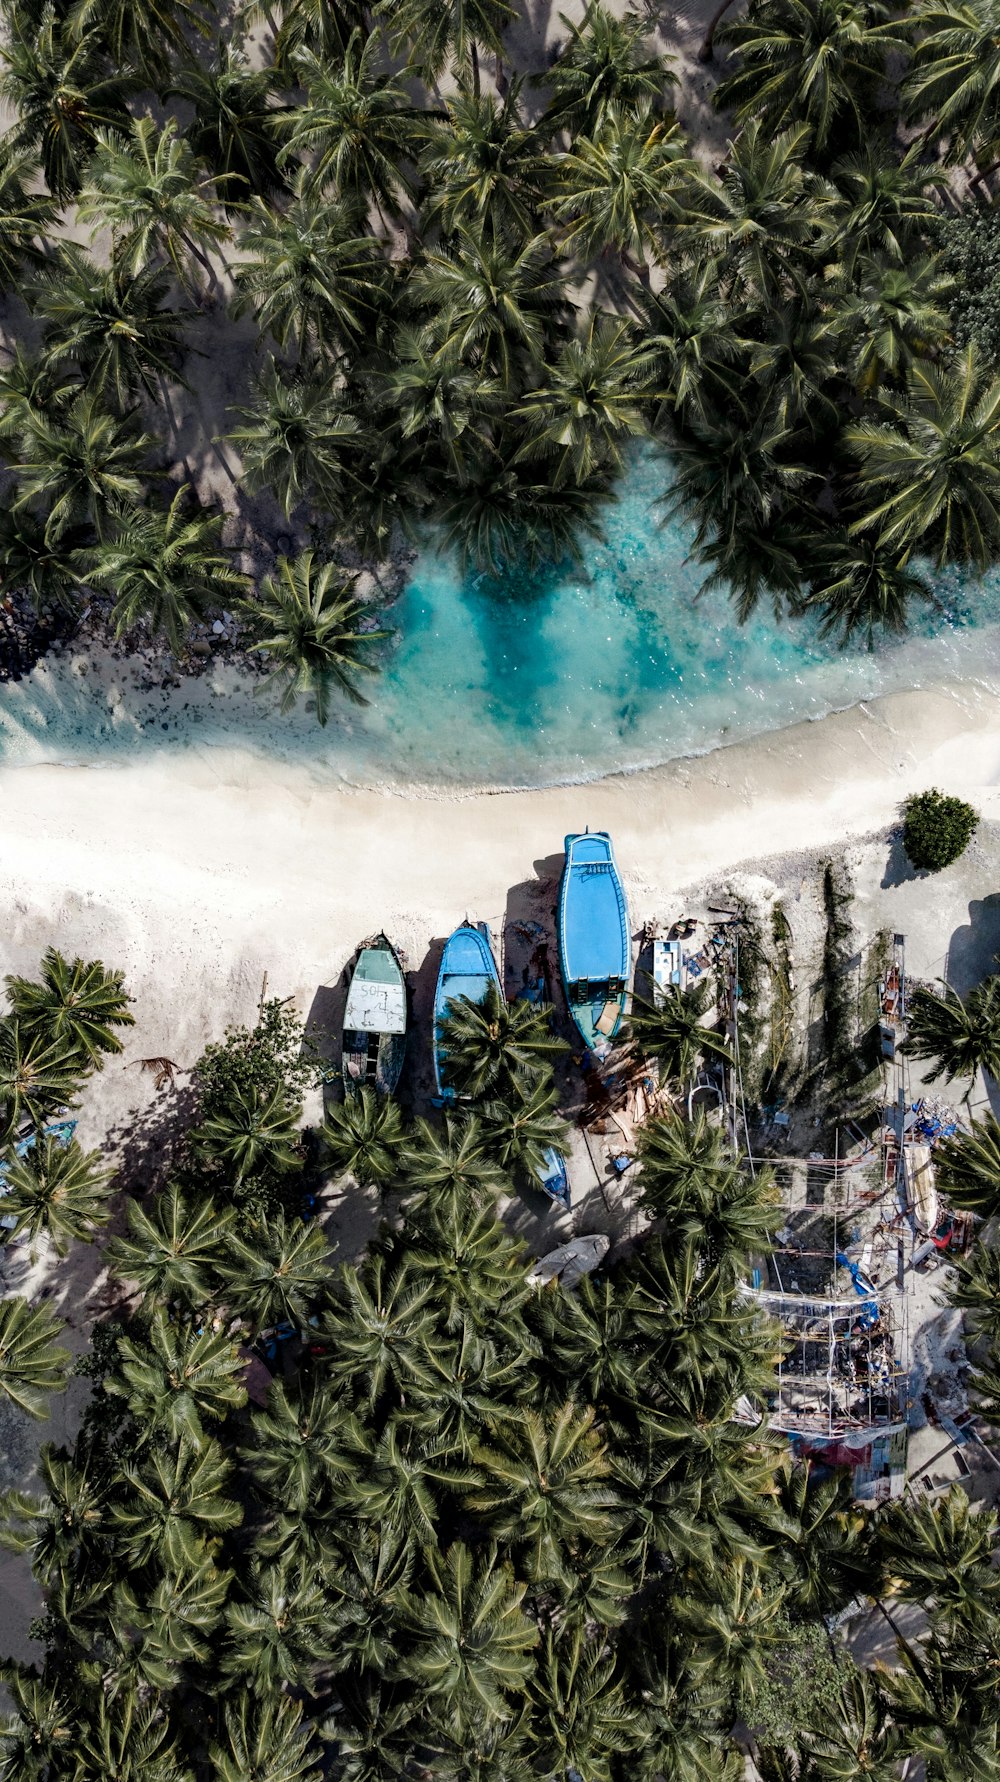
[4,447,1000,786]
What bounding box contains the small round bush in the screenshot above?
[903,788,979,872]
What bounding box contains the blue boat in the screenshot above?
[558,831,630,1059]
[536,1145,570,1209]
[433,921,501,1104]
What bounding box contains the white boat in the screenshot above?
[526,1233,610,1290]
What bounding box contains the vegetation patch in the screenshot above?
[903,788,979,873]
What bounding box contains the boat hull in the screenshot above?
[535,1146,570,1208]
[342,935,408,1097]
[558,832,630,1059]
[433,922,501,1103]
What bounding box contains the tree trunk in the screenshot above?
[699,0,738,62]
[470,37,480,100]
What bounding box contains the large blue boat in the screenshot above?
[558,831,630,1060]
[433,921,501,1103]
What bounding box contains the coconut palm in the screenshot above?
[0,344,77,444]
[835,253,953,391]
[804,532,934,645]
[278,37,427,214]
[513,316,654,486]
[245,552,387,725]
[12,391,149,544]
[71,0,213,82]
[375,330,503,473]
[847,348,1000,568]
[0,142,55,287]
[628,980,733,1087]
[0,1018,83,1138]
[436,980,567,1100]
[0,8,132,199]
[399,1541,538,1735]
[209,1694,325,1782]
[322,1086,406,1190]
[223,1559,330,1693]
[87,486,248,650]
[412,228,569,384]
[110,1309,248,1443]
[636,1115,780,1273]
[902,0,1000,159]
[0,509,90,613]
[0,1297,69,1418]
[77,118,232,291]
[170,40,287,207]
[34,249,190,410]
[936,1111,1000,1213]
[403,1113,511,1207]
[106,1182,234,1308]
[242,1377,358,1510]
[0,1136,113,1253]
[639,260,748,425]
[479,1073,570,1183]
[319,1253,438,1403]
[0,1673,77,1778]
[192,1081,302,1185]
[6,947,134,1066]
[949,1243,1000,1341]
[551,104,693,274]
[880,1487,1000,1636]
[798,1670,903,1779]
[715,0,908,154]
[436,449,605,575]
[528,1626,644,1781]
[388,0,515,95]
[219,1214,329,1331]
[672,1555,787,1703]
[904,974,1000,1094]
[465,1402,622,1578]
[111,1438,242,1564]
[682,120,832,301]
[226,360,360,519]
[748,299,841,433]
[541,1,674,137]
[830,139,942,275]
[421,83,549,241]
[233,184,388,357]
[68,1689,190,1782]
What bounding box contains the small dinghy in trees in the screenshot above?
[558,831,630,1060]
[342,935,407,1096]
[433,921,500,1105]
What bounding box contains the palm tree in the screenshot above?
[465,1402,622,1578]
[437,981,567,1100]
[244,552,387,726]
[748,299,841,433]
[66,1689,190,1782]
[34,249,191,410]
[223,1559,330,1694]
[413,227,569,385]
[0,1136,113,1253]
[421,83,549,241]
[715,0,908,154]
[12,392,150,544]
[835,253,952,391]
[6,947,134,1066]
[106,1182,234,1308]
[436,451,605,575]
[111,1438,242,1564]
[110,1308,248,1442]
[803,532,933,646]
[903,974,1000,1094]
[375,330,503,474]
[0,142,55,288]
[170,40,287,207]
[798,1671,902,1779]
[639,260,748,425]
[682,121,831,302]
[528,1627,644,1781]
[0,509,90,613]
[278,37,427,215]
[318,1253,438,1404]
[936,1111,1000,1213]
[830,139,942,275]
[636,1115,780,1272]
[847,346,1000,566]
[242,1376,358,1509]
[479,1074,569,1183]
[77,118,232,291]
[949,1243,1000,1341]
[0,9,132,199]
[551,105,693,275]
[0,1296,69,1418]
[902,0,1000,160]
[879,1487,1000,1637]
[628,980,733,1087]
[87,486,248,651]
[192,1081,303,1185]
[233,183,388,357]
[0,1018,83,1138]
[541,1,674,137]
[209,1694,325,1782]
[388,0,515,96]
[226,360,360,519]
[403,1113,511,1206]
[69,0,212,83]
[219,1214,329,1330]
[671,1554,787,1704]
[399,1542,537,1735]
[322,1086,406,1190]
[513,316,654,487]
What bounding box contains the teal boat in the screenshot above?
[433,921,500,1104]
[558,831,630,1060]
[342,935,407,1096]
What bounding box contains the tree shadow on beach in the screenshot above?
[103,1074,199,1195]
[946,894,1000,996]
[881,828,920,890]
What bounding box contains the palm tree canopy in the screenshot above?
[88,485,248,651]
[34,248,191,410]
[903,973,1000,1089]
[323,1085,406,1190]
[245,551,388,725]
[628,979,733,1085]
[0,1296,70,1418]
[903,0,1000,157]
[437,980,568,1099]
[6,947,133,1065]
[0,9,133,198]
[541,1,675,137]
[77,117,231,287]
[0,1135,113,1253]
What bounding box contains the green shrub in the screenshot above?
[903,789,979,872]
